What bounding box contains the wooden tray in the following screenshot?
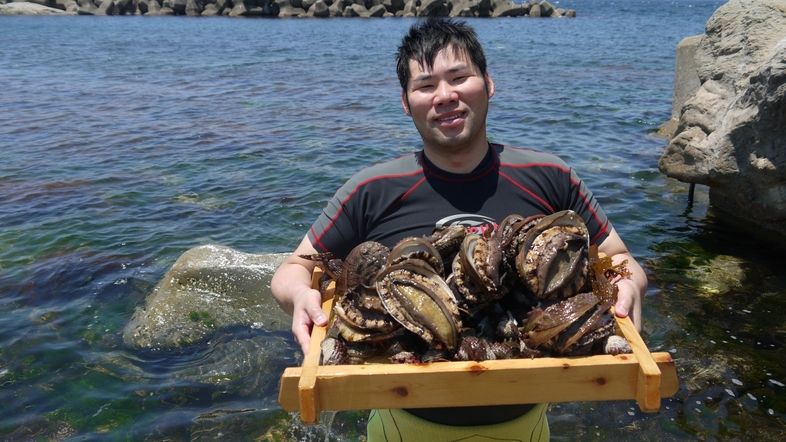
[279,269,679,423]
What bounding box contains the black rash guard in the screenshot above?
[308,143,612,260]
[306,143,613,425]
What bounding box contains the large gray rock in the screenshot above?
[658,0,786,232]
[0,2,65,13]
[185,0,200,15]
[306,0,328,16]
[122,245,291,349]
[418,0,443,16]
[95,0,115,14]
[327,0,343,15]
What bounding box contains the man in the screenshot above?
[272,17,646,441]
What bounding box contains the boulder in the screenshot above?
[418,0,444,16]
[658,0,786,233]
[201,0,225,15]
[115,0,134,14]
[528,2,539,17]
[185,0,199,15]
[538,0,553,16]
[162,0,185,14]
[77,0,98,14]
[367,2,384,15]
[341,2,356,15]
[306,0,328,16]
[327,0,342,15]
[275,0,305,16]
[122,245,291,349]
[447,0,476,17]
[491,0,521,17]
[0,2,65,13]
[381,0,401,13]
[658,34,702,139]
[402,0,415,15]
[95,0,115,14]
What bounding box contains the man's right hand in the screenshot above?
[291,286,328,354]
[270,235,325,355]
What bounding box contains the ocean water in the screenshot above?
[2,1,786,440]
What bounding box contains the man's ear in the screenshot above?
[485,72,495,99]
[401,90,411,116]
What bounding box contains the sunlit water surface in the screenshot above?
[2,1,786,440]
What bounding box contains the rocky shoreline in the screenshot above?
[0,0,576,18]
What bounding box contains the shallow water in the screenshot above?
[2,1,786,440]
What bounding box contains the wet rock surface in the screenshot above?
[122,245,291,349]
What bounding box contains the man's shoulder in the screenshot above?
[494,144,570,170]
[348,151,423,183]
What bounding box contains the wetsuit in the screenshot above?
[307,143,612,439]
[309,143,611,258]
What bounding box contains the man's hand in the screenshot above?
[598,228,646,332]
[270,236,327,354]
[290,286,328,354]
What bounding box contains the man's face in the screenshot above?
[401,46,494,156]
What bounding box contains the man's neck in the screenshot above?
[422,139,490,174]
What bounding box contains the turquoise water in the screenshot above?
[3,1,786,440]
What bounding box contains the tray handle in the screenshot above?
[297,268,334,424]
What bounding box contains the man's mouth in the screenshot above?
[435,112,464,123]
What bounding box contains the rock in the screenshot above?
[491,0,521,17]
[349,2,366,16]
[538,0,553,16]
[77,0,98,14]
[146,0,160,13]
[95,0,115,14]
[418,0,443,16]
[327,0,342,15]
[275,0,305,16]
[185,0,200,15]
[402,0,415,15]
[658,0,786,232]
[306,0,328,16]
[528,2,539,17]
[0,2,65,13]
[122,245,291,349]
[163,0,186,14]
[448,0,476,17]
[367,2,384,16]
[381,0,401,13]
[657,34,702,139]
[115,0,134,14]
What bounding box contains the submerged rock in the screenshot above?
[122,245,291,349]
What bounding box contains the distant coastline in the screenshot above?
[0,0,576,18]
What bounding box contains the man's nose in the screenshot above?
[434,81,457,106]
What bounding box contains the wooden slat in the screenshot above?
[294,269,335,424]
[279,351,678,412]
[614,310,663,413]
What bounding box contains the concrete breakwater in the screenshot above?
[0,0,576,18]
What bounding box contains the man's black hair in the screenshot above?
[395,17,487,91]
